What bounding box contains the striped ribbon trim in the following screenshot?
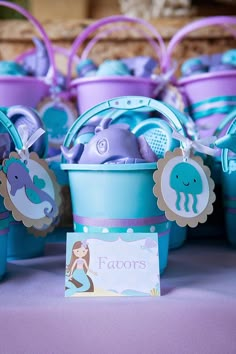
[158,229,171,238]
[223,195,236,213]
[0,212,9,220]
[185,96,236,120]
[225,195,236,201]
[225,208,236,214]
[73,214,167,228]
[0,228,8,236]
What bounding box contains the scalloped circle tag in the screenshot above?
[153,148,216,228]
[37,97,77,148]
[0,152,62,230]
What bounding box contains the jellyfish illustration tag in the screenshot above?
[153,148,216,227]
[37,97,77,149]
[0,151,61,232]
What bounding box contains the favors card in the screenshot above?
[65,233,160,297]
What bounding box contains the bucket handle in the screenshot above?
[0,110,23,151]
[213,108,236,138]
[80,23,161,61]
[66,15,166,87]
[221,117,236,172]
[62,96,186,156]
[0,1,56,86]
[163,16,236,73]
[15,45,80,66]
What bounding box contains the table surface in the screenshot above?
[1,238,236,354]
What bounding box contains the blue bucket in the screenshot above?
[7,219,46,260]
[219,117,236,246]
[61,96,187,273]
[169,222,187,250]
[62,162,171,273]
[0,110,24,278]
[0,196,9,279]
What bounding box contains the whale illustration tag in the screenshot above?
[153,148,216,227]
[0,151,61,231]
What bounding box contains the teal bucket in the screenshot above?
[7,219,46,260]
[62,163,171,273]
[222,155,236,246]
[222,163,236,246]
[169,222,187,250]
[61,96,188,273]
[0,196,9,279]
[220,117,236,246]
[0,109,24,278]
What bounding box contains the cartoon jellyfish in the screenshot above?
[170,162,203,214]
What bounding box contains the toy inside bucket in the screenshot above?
[15,45,80,102]
[0,1,56,108]
[61,96,187,273]
[0,109,23,278]
[67,15,166,114]
[16,44,79,159]
[218,116,236,246]
[163,16,236,138]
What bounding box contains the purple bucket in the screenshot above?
[67,15,166,113]
[0,1,56,108]
[163,16,236,138]
[71,76,159,114]
[0,77,49,107]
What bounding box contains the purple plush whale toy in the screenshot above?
[61,118,157,164]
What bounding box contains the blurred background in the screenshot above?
[0,0,236,20]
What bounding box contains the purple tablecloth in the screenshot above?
[1,240,236,354]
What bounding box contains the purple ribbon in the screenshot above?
[0,212,9,220]
[73,214,167,227]
[226,208,236,214]
[224,195,236,201]
[0,228,8,236]
[158,229,171,238]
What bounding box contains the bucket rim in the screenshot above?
[61,162,157,171]
[69,76,157,88]
[0,76,49,85]
[178,70,236,86]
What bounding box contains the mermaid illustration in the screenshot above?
[65,241,97,296]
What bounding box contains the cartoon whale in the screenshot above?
[61,117,157,164]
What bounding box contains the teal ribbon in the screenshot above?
[185,96,236,120]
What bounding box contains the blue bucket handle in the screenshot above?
[62,96,187,157]
[0,110,23,151]
[221,117,236,173]
[214,108,236,138]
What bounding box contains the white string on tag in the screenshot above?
[172,130,216,161]
[16,124,45,161]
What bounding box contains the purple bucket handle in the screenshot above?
[0,1,57,86]
[15,45,80,66]
[163,16,236,73]
[66,15,166,88]
[81,24,161,61]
